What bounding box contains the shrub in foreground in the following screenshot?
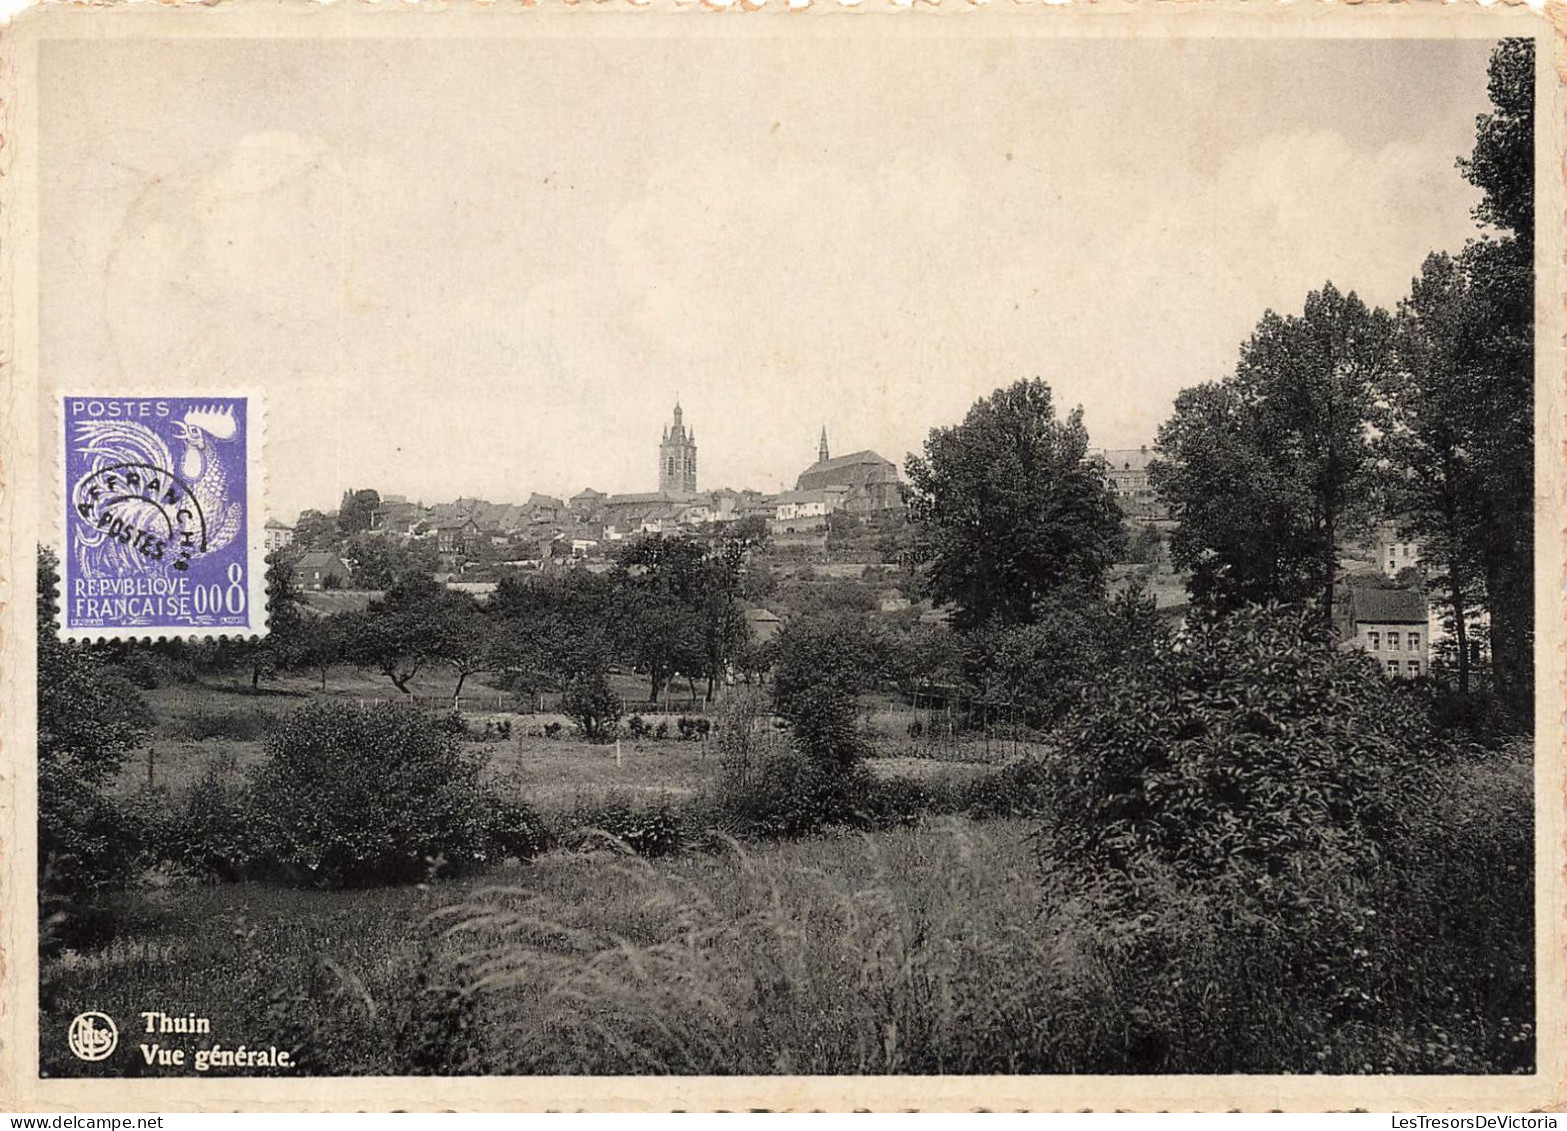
[562,673,622,743]
[123,757,256,882]
[713,749,860,839]
[249,701,543,888]
[561,798,689,858]
[1035,603,1532,1072]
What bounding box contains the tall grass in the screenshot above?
[422,820,1074,1074]
[40,783,1532,1077]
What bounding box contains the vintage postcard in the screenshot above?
[0,0,1561,1113]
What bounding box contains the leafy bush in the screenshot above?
[957,758,1052,819]
[439,711,514,744]
[112,650,164,690]
[543,722,564,740]
[487,799,554,861]
[971,582,1166,727]
[1031,603,1527,1072]
[676,715,712,741]
[771,613,882,717]
[36,549,154,953]
[37,628,151,899]
[562,673,622,743]
[654,720,669,741]
[563,799,688,858]
[712,749,895,840]
[783,685,865,770]
[249,701,542,888]
[1041,604,1423,886]
[1418,685,1516,748]
[851,776,955,830]
[627,715,651,741]
[127,757,256,882]
[1373,744,1534,1072]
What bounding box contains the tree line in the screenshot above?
[894,40,1533,728]
[1151,40,1532,720]
[252,531,765,715]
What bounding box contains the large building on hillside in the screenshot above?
[1097,446,1163,516]
[659,402,698,496]
[1375,524,1423,579]
[794,429,903,514]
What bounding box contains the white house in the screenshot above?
[771,488,849,534]
[1377,533,1422,578]
[263,518,294,553]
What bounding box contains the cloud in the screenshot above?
[71,111,1485,520]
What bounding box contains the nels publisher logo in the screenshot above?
[67,1011,118,1062]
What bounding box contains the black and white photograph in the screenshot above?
[4,6,1556,1111]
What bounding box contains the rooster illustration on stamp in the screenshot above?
[59,395,266,641]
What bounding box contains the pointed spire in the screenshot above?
[818,426,830,465]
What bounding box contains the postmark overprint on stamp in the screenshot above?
[58,395,267,641]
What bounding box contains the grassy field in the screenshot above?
[42,820,1054,1077]
[66,669,1532,1078]
[118,675,1003,809]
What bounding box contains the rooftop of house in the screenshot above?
[604,491,681,507]
[297,551,349,571]
[1348,586,1429,625]
[773,487,849,505]
[1099,447,1156,472]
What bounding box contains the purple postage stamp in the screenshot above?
[59,395,267,641]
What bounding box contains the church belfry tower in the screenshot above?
[659,401,698,495]
[818,426,830,465]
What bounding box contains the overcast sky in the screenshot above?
[39,32,1498,520]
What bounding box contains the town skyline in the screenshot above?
[280,398,1160,526]
[39,36,1497,522]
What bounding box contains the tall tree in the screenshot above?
[904,378,1125,631]
[37,548,150,898]
[1381,39,1534,715]
[613,535,744,701]
[1458,236,1533,716]
[1153,284,1392,627]
[337,488,382,535]
[432,599,496,709]
[339,575,479,697]
[1458,38,1533,253]
[1463,38,1534,719]
[491,572,614,704]
[1383,253,1485,693]
[1152,382,1320,612]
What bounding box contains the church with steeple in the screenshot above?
[659,401,698,497]
[795,425,904,514]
